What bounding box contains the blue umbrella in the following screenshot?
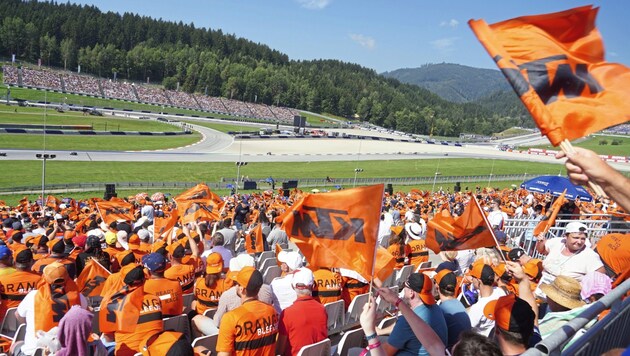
[521,175,592,202]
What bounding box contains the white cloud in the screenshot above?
[430,37,458,52]
[349,33,376,50]
[440,19,459,28]
[296,0,331,10]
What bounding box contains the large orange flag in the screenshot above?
[426,197,496,253]
[95,200,135,225]
[533,190,567,236]
[76,259,111,297]
[280,184,384,281]
[154,210,179,239]
[99,285,144,333]
[245,224,265,254]
[374,246,396,282]
[469,6,630,146]
[175,183,224,224]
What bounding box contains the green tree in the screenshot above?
[60,38,75,70]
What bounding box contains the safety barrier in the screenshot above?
[522,278,630,356]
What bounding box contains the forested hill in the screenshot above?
[381,63,511,103]
[0,0,531,136]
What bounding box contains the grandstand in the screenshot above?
[2,65,298,123]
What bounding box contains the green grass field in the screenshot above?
[0,132,201,150]
[526,135,630,156]
[0,158,560,191]
[182,120,261,133]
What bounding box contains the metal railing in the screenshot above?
[523,278,630,356]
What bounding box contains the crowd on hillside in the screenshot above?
[0,147,627,355]
[2,65,300,123]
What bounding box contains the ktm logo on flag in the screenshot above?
[494,54,603,104]
[82,276,107,296]
[105,207,131,215]
[291,206,366,243]
[434,226,487,251]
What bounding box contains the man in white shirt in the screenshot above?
[536,221,605,283]
[467,260,506,336]
[270,251,303,311]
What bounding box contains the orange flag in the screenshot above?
[426,197,496,253]
[154,210,179,239]
[176,200,220,225]
[469,6,630,146]
[99,285,144,333]
[95,200,134,225]
[279,184,384,281]
[533,190,567,236]
[46,195,60,210]
[374,246,396,282]
[175,183,225,224]
[245,224,265,254]
[76,259,111,297]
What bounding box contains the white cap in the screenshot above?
[565,221,588,234]
[291,268,314,288]
[278,251,303,271]
[54,213,63,220]
[405,222,423,240]
[228,253,255,272]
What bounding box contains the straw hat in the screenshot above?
[540,275,585,310]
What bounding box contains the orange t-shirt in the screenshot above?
[0,270,41,317]
[408,239,429,270]
[164,263,196,293]
[115,293,164,356]
[216,299,278,356]
[143,277,183,317]
[341,276,369,309]
[387,243,411,269]
[312,268,342,305]
[194,276,228,315]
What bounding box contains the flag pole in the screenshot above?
[559,140,606,197]
[472,196,508,263]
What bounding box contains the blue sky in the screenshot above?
[71,0,629,73]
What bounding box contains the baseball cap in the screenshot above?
[167,242,185,259]
[205,253,224,274]
[128,234,140,249]
[105,231,117,245]
[123,265,146,286]
[508,248,526,262]
[390,225,404,236]
[47,238,65,253]
[116,249,136,267]
[15,248,34,264]
[404,273,436,305]
[86,235,101,250]
[227,254,256,281]
[484,294,535,334]
[235,266,263,293]
[72,234,87,248]
[405,222,423,240]
[0,245,12,260]
[469,260,495,282]
[43,262,69,285]
[142,253,167,272]
[434,269,457,293]
[291,268,315,289]
[522,260,543,281]
[580,271,612,300]
[595,233,630,276]
[277,251,303,271]
[565,221,588,234]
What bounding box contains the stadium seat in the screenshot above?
[345,293,369,329]
[380,269,396,288]
[258,258,277,274]
[191,333,218,353]
[203,308,217,319]
[331,328,364,356]
[163,314,191,341]
[296,337,330,356]
[377,316,397,330]
[182,293,195,314]
[8,323,26,355]
[33,348,45,356]
[263,265,282,285]
[0,308,19,339]
[256,251,275,265]
[395,265,414,289]
[415,261,432,272]
[324,300,345,335]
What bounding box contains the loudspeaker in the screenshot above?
[293,116,306,128]
[104,183,117,200]
[243,181,257,190]
[282,180,298,189]
[386,184,393,195]
[283,189,290,197]
[454,182,461,193]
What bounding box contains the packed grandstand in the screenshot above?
[2,65,300,123]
